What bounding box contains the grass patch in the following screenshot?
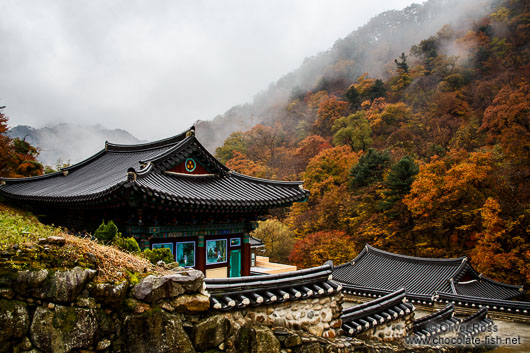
[0,203,168,282]
[0,204,61,247]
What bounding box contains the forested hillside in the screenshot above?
[216,0,530,292]
[197,0,496,151]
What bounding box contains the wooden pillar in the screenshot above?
[197,235,206,274]
[242,232,251,276]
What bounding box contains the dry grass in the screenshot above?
[63,233,169,282]
[0,202,168,282]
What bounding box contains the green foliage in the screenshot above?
[344,84,360,105]
[394,52,409,73]
[215,131,247,164]
[94,220,119,244]
[114,236,141,253]
[250,219,295,263]
[349,148,390,188]
[382,156,419,209]
[0,207,61,248]
[365,79,386,101]
[143,247,174,264]
[332,112,372,152]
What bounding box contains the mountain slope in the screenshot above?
[8,123,144,166]
[196,0,495,151]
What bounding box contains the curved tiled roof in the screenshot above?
[334,245,461,296]
[204,261,341,310]
[0,129,309,208]
[334,244,522,301]
[341,288,414,336]
[0,146,170,202]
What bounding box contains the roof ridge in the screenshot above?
[230,171,305,188]
[1,149,107,184]
[142,136,230,175]
[478,274,523,290]
[105,129,189,152]
[139,136,193,164]
[365,244,466,264]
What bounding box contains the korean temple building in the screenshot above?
[0,128,309,278]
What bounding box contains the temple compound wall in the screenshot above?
[1,263,509,353]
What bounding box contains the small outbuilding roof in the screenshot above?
[333,244,522,301]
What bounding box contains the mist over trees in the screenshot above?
[215,0,530,294]
[196,0,496,151]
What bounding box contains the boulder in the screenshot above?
[0,300,30,352]
[30,305,98,353]
[15,269,48,294]
[89,280,128,308]
[132,271,203,303]
[123,310,195,353]
[17,267,96,303]
[170,294,210,313]
[46,267,97,303]
[192,315,231,351]
[38,236,66,246]
[235,323,281,353]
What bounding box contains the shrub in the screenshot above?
[114,236,141,253]
[143,247,174,264]
[94,220,119,244]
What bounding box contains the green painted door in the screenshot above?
[230,249,241,277]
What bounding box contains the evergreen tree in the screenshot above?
[394,52,409,73]
[366,79,386,100]
[349,148,390,188]
[384,155,419,200]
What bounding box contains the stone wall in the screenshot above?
[1,266,483,353]
[0,266,357,353]
[0,266,209,353]
[217,294,343,339]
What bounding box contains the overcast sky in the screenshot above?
[1,0,416,141]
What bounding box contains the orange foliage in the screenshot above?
[313,96,349,136]
[481,80,530,156]
[289,230,357,269]
[470,198,530,286]
[0,110,43,178]
[225,151,268,178]
[403,150,497,256]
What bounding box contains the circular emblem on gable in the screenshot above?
[185,158,196,172]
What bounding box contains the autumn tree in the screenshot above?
[332,112,372,152]
[250,219,296,264]
[403,150,498,257]
[289,230,358,269]
[0,108,43,178]
[215,131,247,164]
[292,135,332,174]
[470,198,530,286]
[481,80,530,157]
[312,96,349,137]
[225,151,268,178]
[286,146,358,235]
